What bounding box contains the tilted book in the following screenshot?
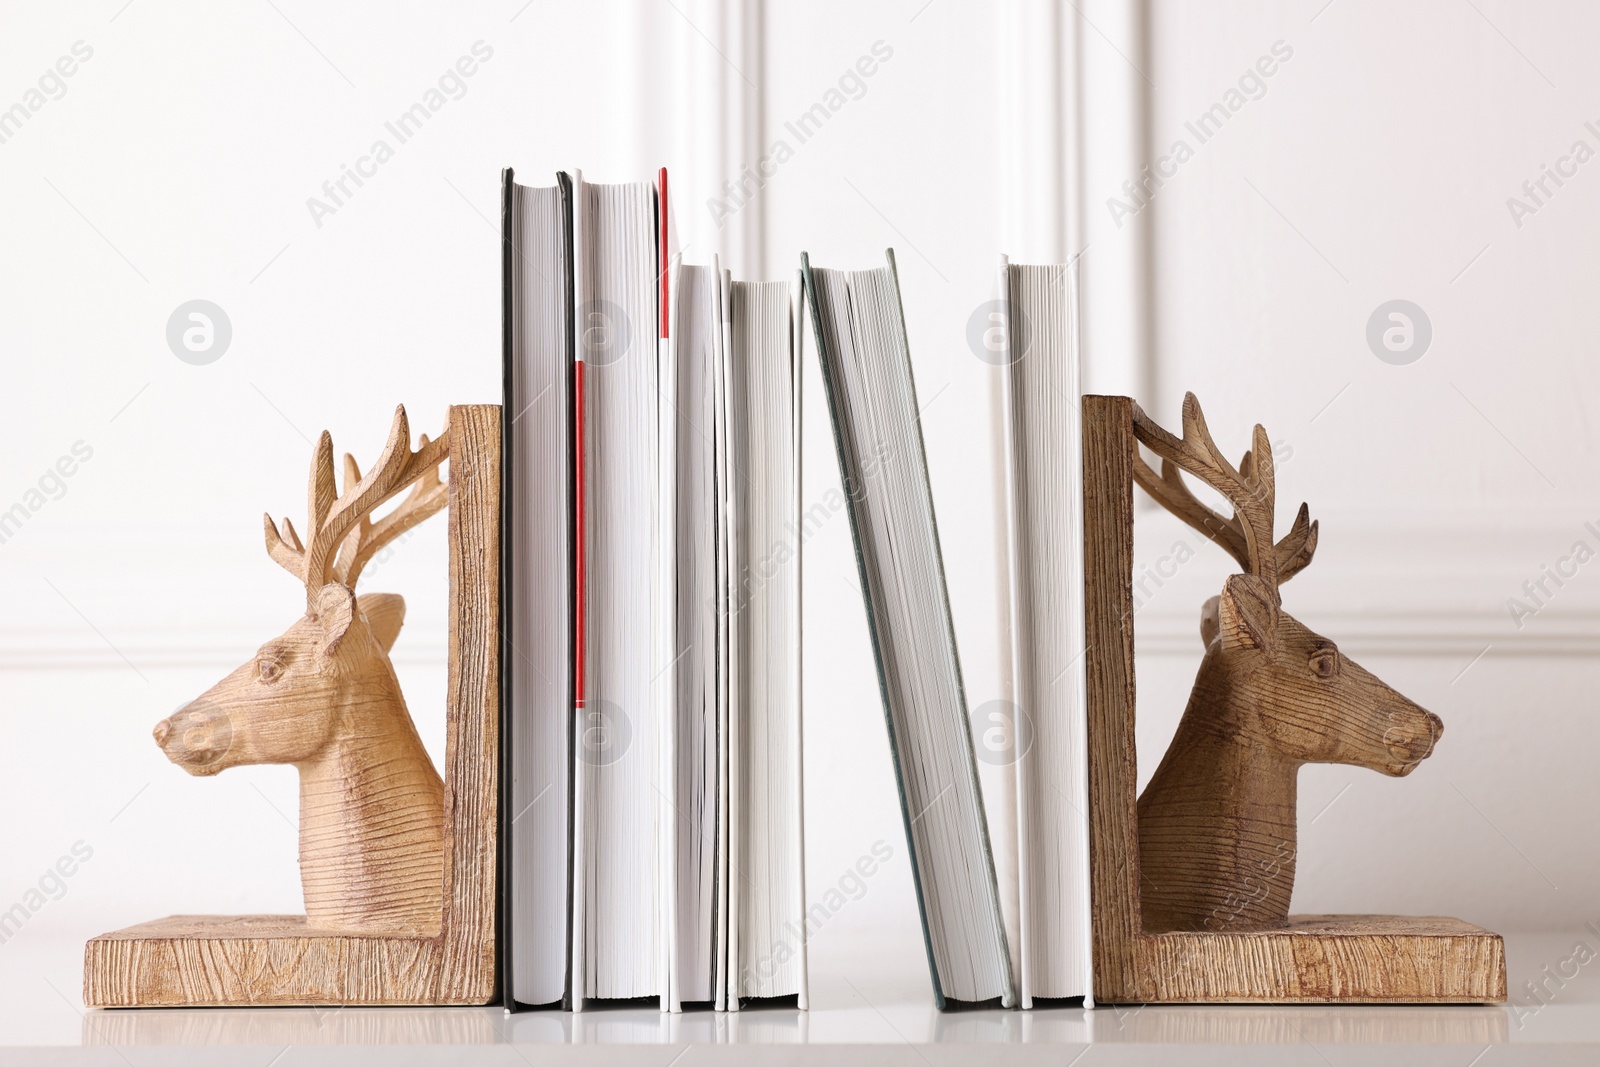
[801,249,1016,1009]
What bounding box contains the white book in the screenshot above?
[502,168,574,1009]
[664,264,808,1009]
[667,258,726,1008]
[803,250,1015,1009]
[569,173,665,1009]
[724,275,807,1008]
[996,256,1093,1006]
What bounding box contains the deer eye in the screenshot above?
[1310,648,1339,679]
[257,651,285,684]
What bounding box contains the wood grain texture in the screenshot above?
[148,405,452,933]
[84,404,500,1007]
[1083,394,1143,1001]
[437,403,500,1002]
[1083,394,1505,1004]
[1130,393,1443,932]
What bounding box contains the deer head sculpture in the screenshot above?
[152,406,450,934]
[1132,393,1443,933]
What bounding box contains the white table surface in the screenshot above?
[0,929,1595,1064]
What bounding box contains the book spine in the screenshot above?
[573,372,586,714]
[715,266,734,1013]
[568,171,587,1013]
[555,170,578,1013]
[657,168,680,1015]
[1065,259,1094,1009]
[498,166,517,1014]
[997,256,1034,1010]
[790,271,810,1011]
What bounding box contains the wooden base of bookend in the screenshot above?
[84,404,501,1008]
[1082,394,1505,1004]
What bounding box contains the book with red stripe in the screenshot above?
[502,167,667,1011]
[569,170,667,1010]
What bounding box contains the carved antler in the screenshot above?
[1131,392,1317,589]
[332,441,448,589]
[263,406,450,611]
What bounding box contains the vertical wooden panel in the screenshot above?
[1082,395,1142,1002]
[438,403,502,1001]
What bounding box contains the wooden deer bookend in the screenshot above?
[1130,393,1443,934]
[86,404,498,1007]
[152,405,451,934]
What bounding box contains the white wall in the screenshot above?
[1132,0,1600,932]
[0,0,1594,1002]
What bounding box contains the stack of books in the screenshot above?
[502,168,805,1011]
[501,166,1089,1013]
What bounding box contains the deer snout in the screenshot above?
[1381,706,1443,777]
[154,702,235,776]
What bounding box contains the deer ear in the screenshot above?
[1200,596,1221,648]
[357,593,406,654]
[1217,574,1279,655]
[314,584,358,657]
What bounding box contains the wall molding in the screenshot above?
[673,0,764,278]
[1124,511,1600,657]
[1131,609,1600,659]
[0,625,452,672]
[6,615,1587,671]
[998,0,1070,262]
[12,514,1600,667]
